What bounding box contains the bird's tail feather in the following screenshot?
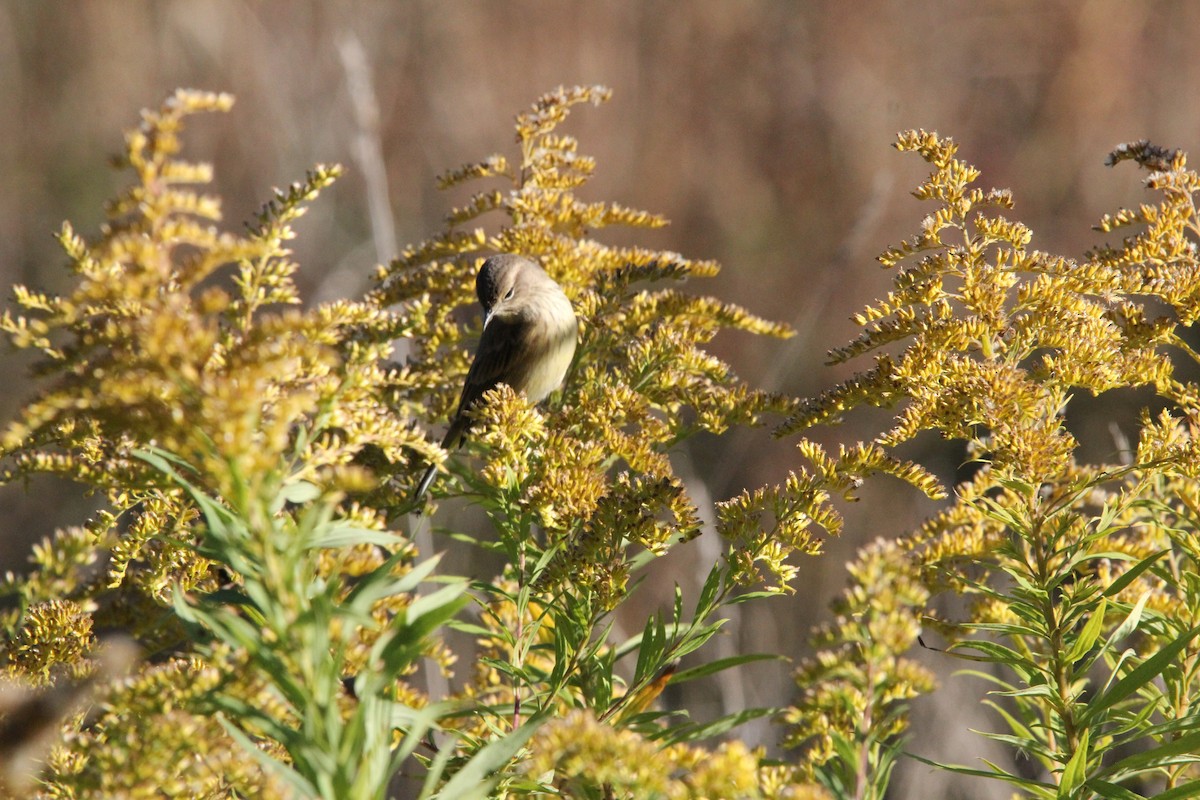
[412,462,439,505]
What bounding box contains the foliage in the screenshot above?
[785,132,1200,798]
[783,538,933,800]
[0,88,450,799]
[7,83,1200,800]
[0,87,855,798]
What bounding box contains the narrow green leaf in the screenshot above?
[470,658,522,685]
[417,729,461,800]
[1154,780,1200,800]
[211,695,297,745]
[1108,592,1150,646]
[974,730,1054,762]
[726,590,784,605]
[1066,598,1107,665]
[528,541,561,581]
[302,524,404,550]
[1081,624,1200,725]
[202,587,255,609]
[949,639,1040,672]
[905,752,1054,791]
[1086,779,1147,800]
[979,700,1053,762]
[1093,496,1120,533]
[1103,550,1169,598]
[1097,730,1200,779]
[1059,726,1090,796]
[659,707,780,744]
[670,620,728,661]
[669,653,784,685]
[345,552,442,612]
[954,668,1020,692]
[218,715,319,799]
[998,683,1057,700]
[695,563,722,617]
[407,583,469,628]
[613,630,645,660]
[432,715,545,799]
[632,614,664,686]
[280,479,322,505]
[386,702,446,768]
[978,493,1028,529]
[374,586,470,677]
[134,445,196,472]
[447,621,498,638]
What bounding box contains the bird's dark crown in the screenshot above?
[476,254,536,310]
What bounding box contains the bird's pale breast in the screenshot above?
[518,292,577,402]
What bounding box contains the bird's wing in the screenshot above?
[442,318,530,446]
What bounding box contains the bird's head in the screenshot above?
[476,254,544,328]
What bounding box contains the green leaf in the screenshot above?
[1103,550,1169,598]
[726,590,784,605]
[133,446,198,477]
[949,639,1040,673]
[1154,780,1200,800]
[666,623,726,664]
[345,552,441,614]
[979,700,1054,763]
[477,657,527,683]
[695,563,723,616]
[1059,726,1090,797]
[905,751,1055,792]
[613,628,646,660]
[302,523,405,550]
[998,683,1057,700]
[1107,592,1150,646]
[280,479,322,505]
[446,620,499,638]
[407,582,470,626]
[632,614,666,686]
[430,715,545,799]
[212,695,297,745]
[978,494,1029,531]
[383,701,449,772]
[1097,729,1200,780]
[1080,624,1200,726]
[218,714,319,799]
[1066,597,1107,665]
[659,706,781,744]
[1128,714,1200,741]
[374,583,469,679]
[975,730,1054,763]
[669,653,784,685]
[1086,778,1148,799]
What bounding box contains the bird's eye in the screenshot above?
[504,287,515,300]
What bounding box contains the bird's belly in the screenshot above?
[522,335,575,403]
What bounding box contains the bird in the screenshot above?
[412,254,578,503]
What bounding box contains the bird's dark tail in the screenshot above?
[412,461,439,505]
[411,416,466,507]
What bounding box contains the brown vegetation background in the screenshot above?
[3,2,1197,795]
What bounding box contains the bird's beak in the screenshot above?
[482,309,494,330]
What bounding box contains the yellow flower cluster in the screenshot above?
[524,710,826,800]
[785,130,1200,795]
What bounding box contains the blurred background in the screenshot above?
[2,2,1198,795]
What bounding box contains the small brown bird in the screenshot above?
[413,254,577,502]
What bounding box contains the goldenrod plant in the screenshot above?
[7,84,1196,800]
[0,89,485,799]
[785,132,1200,799]
[0,88,854,798]
[362,84,866,798]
